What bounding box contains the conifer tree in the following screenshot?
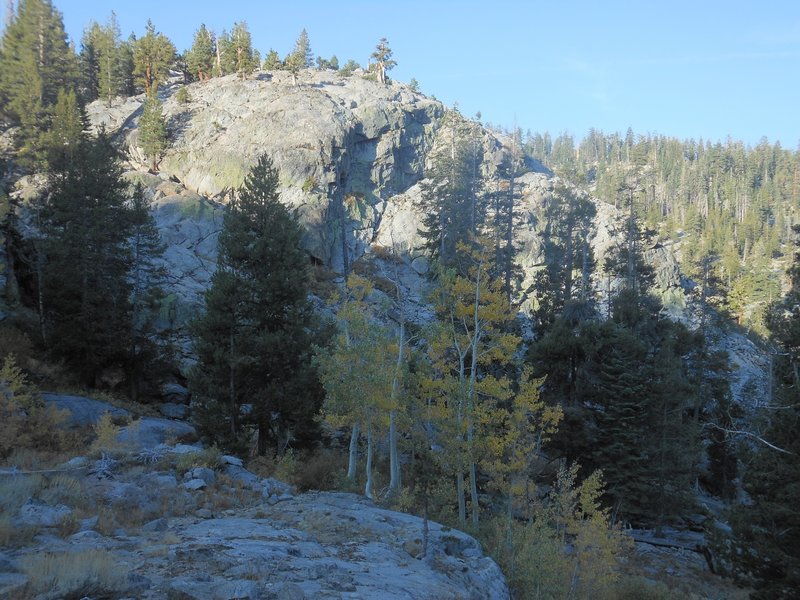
[219,22,256,79]
[138,93,169,172]
[284,29,312,85]
[38,111,134,384]
[133,19,175,95]
[727,227,800,597]
[191,155,323,455]
[126,183,166,401]
[419,109,485,270]
[186,24,214,81]
[531,182,596,326]
[370,37,396,84]
[263,48,281,70]
[80,13,128,106]
[0,0,78,165]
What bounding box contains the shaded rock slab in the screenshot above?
[42,392,129,427]
[116,417,197,450]
[137,492,509,600]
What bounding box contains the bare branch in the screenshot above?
[706,423,794,455]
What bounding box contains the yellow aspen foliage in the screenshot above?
[425,237,521,525]
[0,355,67,460]
[90,412,121,454]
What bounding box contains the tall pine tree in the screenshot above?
[191,155,323,455]
[37,102,134,384]
[0,0,78,166]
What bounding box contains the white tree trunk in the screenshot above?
[365,423,375,500]
[347,422,359,480]
[456,471,466,523]
[388,409,400,495]
[469,424,480,527]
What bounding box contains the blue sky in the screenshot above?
[20,1,800,147]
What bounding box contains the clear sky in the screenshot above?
[14,0,800,147]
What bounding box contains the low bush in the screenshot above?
[0,355,69,461]
[21,549,127,599]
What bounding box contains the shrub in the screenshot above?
[274,449,300,483]
[175,86,190,104]
[302,176,316,194]
[0,355,68,461]
[90,412,120,454]
[292,448,348,491]
[40,474,84,507]
[610,576,681,600]
[172,445,222,477]
[0,514,37,547]
[339,59,360,77]
[21,549,127,599]
[56,512,79,538]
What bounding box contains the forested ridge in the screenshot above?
[524,129,800,333]
[1,1,799,598]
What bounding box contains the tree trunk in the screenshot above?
[388,408,400,495]
[229,326,237,438]
[35,245,48,349]
[388,316,405,496]
[347,422,359,480]
[469,450,479,526]
[365,423,374,499]
[456,471,466,523]
[257,421,268,456]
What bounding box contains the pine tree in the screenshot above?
[78,24,100,102]
[370,37,396,84]
[138,93,169,172]
[186,24,214,81]
[531,182,596,326]
[81,13,128,106]
[727,227,800,597]
[126,183,166,401]
[133,19,175,95]
[226,22,256,79]
[263,48,281,70]
[38,116,134,384]
[191,155,323,455]
[284,29,312,85]
[0,0,78,165]
[419,109,485,270]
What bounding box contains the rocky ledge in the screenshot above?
[0,395,509,600]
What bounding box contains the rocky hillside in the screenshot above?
[6,68,770,409]
[0,394,508,599]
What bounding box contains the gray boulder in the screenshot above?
[18,501,72,527]
[160,381,191,404]
[159,402,191,419]
[185,467,216,486]
[184,478,207,491]
[41,393,129,427]
[116,417,196,450]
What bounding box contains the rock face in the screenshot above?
[91,71,445,272]
[79,68,769,409]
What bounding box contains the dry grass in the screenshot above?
[39,474,84,507]
[174,445,222,472]
[0,514,38,548]
[248,448,349,492]
[56,512,79,538]
[21,549,128,599]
